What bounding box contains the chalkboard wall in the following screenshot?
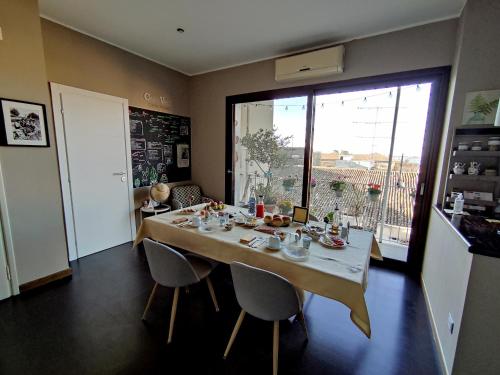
[129,107,191,187]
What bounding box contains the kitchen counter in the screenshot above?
[434,206,500,258]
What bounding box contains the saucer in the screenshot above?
[265,244,282,251]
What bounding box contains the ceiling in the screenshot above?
[39,0,465,76]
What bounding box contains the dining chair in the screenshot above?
[142,238,220,344]
[223,262,308,375]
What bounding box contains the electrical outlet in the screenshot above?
[448,313,455,334]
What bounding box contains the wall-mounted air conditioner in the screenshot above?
[275,45,345,82]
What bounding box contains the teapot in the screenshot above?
[453,162,465,175]
[468,161,481,175]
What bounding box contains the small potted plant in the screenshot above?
[282,176,296,192]
[278,199,293,215]
[310,177,317,189]
[367,183,382,202]
[330,180,346,197]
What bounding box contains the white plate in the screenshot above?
[198,225,216,233]
[319,235,346,249]
[282,246,309,262]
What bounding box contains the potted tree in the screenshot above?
[241,127,291,209]
[367,183,382,202]
[330,180,346,197]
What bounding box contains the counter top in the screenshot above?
[434,206,500,258]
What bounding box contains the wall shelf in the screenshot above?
[449,174,500,182]
[452,150,500,157]
[446,196,497,207]
[455,125,500,136]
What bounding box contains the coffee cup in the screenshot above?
[268,235,281,249]
[192,216,201,227]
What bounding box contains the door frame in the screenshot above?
[0,158,19,297]
[225,67,451,274]
[51,83,136,261]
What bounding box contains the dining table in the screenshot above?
[133,204,383,338]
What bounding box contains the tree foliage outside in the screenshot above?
[241,127,292,203]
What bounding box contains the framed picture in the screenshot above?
[0,98,49,147]
[292,206,309,224]
[462,90,500,125]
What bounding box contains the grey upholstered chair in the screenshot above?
[223,262,308,375]
[142,238,220,343]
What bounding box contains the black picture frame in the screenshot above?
[292,206,309,224]
[0,97,50,147]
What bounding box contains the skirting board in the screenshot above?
[421,276,450,375]
[19,268,73,293]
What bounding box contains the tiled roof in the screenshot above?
[270,167,418,231]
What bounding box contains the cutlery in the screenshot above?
[311,254,363,270]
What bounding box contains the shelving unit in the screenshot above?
[452,150,500,157]
[444,124,500,217]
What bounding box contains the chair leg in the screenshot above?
[223,309,246,359]
[141,282,159,321]
[273,321,279,375]
[297,311,309,341]
[206,277,220,312]
[167,287,180,344]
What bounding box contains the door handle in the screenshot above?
[227,169,233,174]
[113,172,126,176]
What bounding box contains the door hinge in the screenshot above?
[419,183,425,196]
[6,265,11,281]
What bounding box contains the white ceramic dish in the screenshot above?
[265,244,282,251]
[282,246,309,262]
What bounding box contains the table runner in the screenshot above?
[134,205,382,337]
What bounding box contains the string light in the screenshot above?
[341,100,344,106]
[389,91,393,98]
[302,105,305,110]
[416,84,421,91]
[321,103,324,109]
[363,97,367,103]
[285,105,288,111]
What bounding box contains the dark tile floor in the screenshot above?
[0,243,441,375]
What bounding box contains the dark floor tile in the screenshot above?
[0,242,441,375]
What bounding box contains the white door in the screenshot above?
[52,84,135,260]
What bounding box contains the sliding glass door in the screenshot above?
[233,97,308,213]
[226,68,450,270]
[310,84,432,262]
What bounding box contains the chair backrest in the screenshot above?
[170,185,202,209]
[143,238,200,287]
[230,262,301,321]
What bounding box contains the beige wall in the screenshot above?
[0,0,68,284]
[41,19,190,117]
[189,19,458,200]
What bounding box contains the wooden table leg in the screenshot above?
[206,277,220,312]
[223,309,246,358]
[297,311,309,341]
[167,287,180,344]
[141,282,158,321]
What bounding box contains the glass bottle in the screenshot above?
[256,195,265,218]
[248,187,256,216]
